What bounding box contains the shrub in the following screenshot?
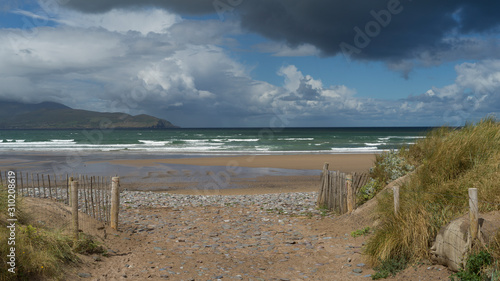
[451,250,493,281]
[358,150,415,205]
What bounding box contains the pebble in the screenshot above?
[77,273,91,278]
[120,191,321,216]
[113,190,370,280]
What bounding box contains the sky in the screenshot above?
[1,0,500,127]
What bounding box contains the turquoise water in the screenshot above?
[0,127,432,154]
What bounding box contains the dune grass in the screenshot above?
[0,186,85,280]
[365,118,500,273]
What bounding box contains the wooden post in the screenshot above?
[469,188,479,240]
[68,177,74,207]
[89,176,95,218]
[66,174,70,205]
[346,174,354,214]
[31,174,35,197]
[42,174,46,198]
[71,180,79,241]
[37,174,40,198]
[48,175,52,199]
[19,172,23,197]
[53,174,58,201]
[393,186,400,216]
[110,177,120,230]
[317,163,329,208]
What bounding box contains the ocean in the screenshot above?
[0,127,432,154]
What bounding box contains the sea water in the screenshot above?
[0,127,431,154]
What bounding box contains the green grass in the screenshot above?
[365,118,500,274]
[351,227,372,238]
[0,186,105,280]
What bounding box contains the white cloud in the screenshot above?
[3,5,500,127]
[255,42,321,57]
[57,8,181,35]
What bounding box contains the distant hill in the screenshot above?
[0,101,178,129]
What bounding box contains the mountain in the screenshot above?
[0,101,178,129]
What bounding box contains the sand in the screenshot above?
[94,154,377,194]
[100,153,376,173]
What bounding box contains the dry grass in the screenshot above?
[0,188,79,281]
[366,117,500,266]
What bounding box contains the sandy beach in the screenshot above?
[93,153,376,173]
[0,153,377,194]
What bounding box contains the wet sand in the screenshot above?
[92,153,376,173]
[0,153,377,194]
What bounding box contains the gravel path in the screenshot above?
[72,191,451,281]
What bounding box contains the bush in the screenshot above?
[357,150,414,205]
[451,250,493,281]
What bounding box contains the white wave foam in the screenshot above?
[365,142,387,146]
[138,140,169,146]
[330,147,382,153]
[50,139,75,143]
[278,138,315,141]
[227,138,259,142]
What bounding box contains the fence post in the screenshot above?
[317,163,329,208]
[393,186,400,216]
[68,177,74,207]
[71,180,79,241]
[346,174,354,214]
[469,188,479,240]
[111,176,120,230]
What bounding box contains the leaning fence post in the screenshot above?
[346,174,354,214]
[393,186,400,216]
[111,176,120,230]
[469,188,479,241]
[71,180,79,241]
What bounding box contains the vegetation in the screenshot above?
[450,250,493,281]
[351,226,371,238]
[0,101,178,129]
[364,118,500,277]
[0,185,104,280]
[357,150,414,205]
[371,257,408,279]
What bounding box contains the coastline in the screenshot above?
[89,153,377,172]
[0,152,377,194]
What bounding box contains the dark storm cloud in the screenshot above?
[61,0,500,61]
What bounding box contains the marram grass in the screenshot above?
[365,117,500,266]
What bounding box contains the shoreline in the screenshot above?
[89,153,377,172]
[0,153,377,194]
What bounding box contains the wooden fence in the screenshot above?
[317,163,369,214]
[0,170,120,239]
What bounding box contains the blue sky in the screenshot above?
[1,0,500,127]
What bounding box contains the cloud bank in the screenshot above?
[1,3,499,127]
